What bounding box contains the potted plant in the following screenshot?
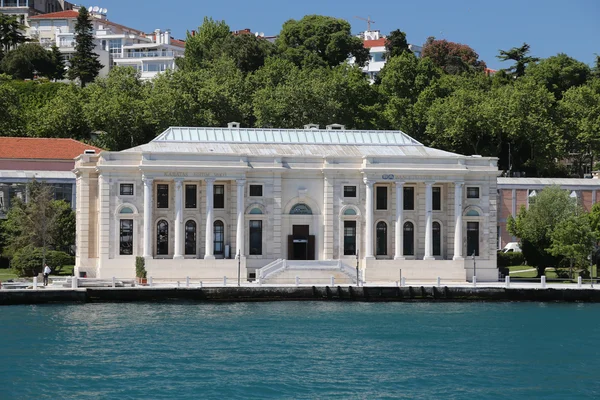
[136,256,147,285]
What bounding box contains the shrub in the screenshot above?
[11,245,72,277]
[135,256,146,278]
[497,251,525,268]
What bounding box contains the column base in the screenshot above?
[423,256,435,261]
[453,256,464,261]
[143,255,153,260]
[394,256,405,260]
[173,255,184,260]
[204,255,216,260]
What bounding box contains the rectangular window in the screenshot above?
[376,186,388,210]
[344,221,357,256]
[109,39,122,55]
[403,187,414,210]
[433,187,441,211]
[214,185,225,209]
[249,220,262,255]
[467,222,479,257]
[467,187,480,199]
[344,186,357,198]
[185,185,197,208]
[249,185,263,197]
[119,219,133,255]
[157,184,169,208]
[120,183,134,196]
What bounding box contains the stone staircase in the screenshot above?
[257,260,359,285]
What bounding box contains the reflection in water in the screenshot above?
[1,302,600,399]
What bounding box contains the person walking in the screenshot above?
[43,264,51,286]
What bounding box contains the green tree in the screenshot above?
[220,33,275,73]
[0,43,53,79]
[384,29,411,59]
[276,15,369,68]
[178,17,231,70]
[49,44,65,80]
[67,6,102,87]
[507,186,577,277]
[526,53,590,99]
[0,82,25,136]
[548,211,596,278]
[0,13,28,56]
[497,43,539,78]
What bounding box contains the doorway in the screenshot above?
[288,225,315,260]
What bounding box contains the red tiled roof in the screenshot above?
[171,39,185,48]
[30,10,79,19]
[0,138,102,160]
[364,38,386,48]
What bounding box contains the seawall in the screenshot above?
[2,286,600,305]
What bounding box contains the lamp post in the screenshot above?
[356,249,360,286]
[472,251,476,282]
[237,249,241,287]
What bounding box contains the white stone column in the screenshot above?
[143,177,153,258]
[453,182,464,260]
[204,178,215,259]
[424,181,435,260]
[174,178,184,259]
[236,179,245,258]
[364,177,374,258]
[394,181,404,260]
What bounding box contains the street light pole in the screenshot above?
[237,249,241,287]
[356,249,360,286]
[472,251,476,282]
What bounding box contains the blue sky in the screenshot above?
[89,0,598,70]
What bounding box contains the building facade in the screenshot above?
[0,0,73,25]
[497,177,600,249]
[74,124,499,282]
[0,137,101,219]
[28,9,184,80]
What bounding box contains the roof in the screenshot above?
[0,170,75,183]
[171,39,185,48]
[0,138,102,160]
[124,126,468,158]
[30,10,79,19]
[364,38,386,48]
[497,177,600,187]
[152,127,422,146]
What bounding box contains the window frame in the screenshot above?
[375,185,388,211]
[213,220,225,255]
[466,221,480,257]
[156,219,169,256]
[249,220,263,255]
[466,186,480,199]
[432,186,442,211]
[156,183,169,209]
[119,219,134,255]
[214,184,225,209]
[249,184,263,197]
[343,186,357,198]
[119,183,134,197]
[343,220,357,256]
[403,221,415,257]
[184,219,197,256]
[375,221,388,256]
[185,184,197,209]
[403,186,415,211]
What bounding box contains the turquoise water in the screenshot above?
[1,302,599,399]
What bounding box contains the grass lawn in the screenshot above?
[0,265,74,282]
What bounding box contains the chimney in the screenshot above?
[227,122,241,128]
[191,30,196,37]
[154,29,161,44]
[164,29,171,45]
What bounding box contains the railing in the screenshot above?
[256,259,284,281]
[113,51,176,59]
[256,259,359,284]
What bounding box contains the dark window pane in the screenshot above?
[214,185,225,209]
[433,221,441,256]
[120,184,134,196]
[185,220,196,255]
[249,220,262,255]
[156,220,168,255]
[185,185,197,208]
[403,222,414,256]
[467,222,479,256]
[376,186,387,210]
[376,221,387,255]
[403,187,414,210]
[290,204,312,215]
[433,187,441,211]
[467,187,480,199]
[119,219,133,255]
[344,186,357,198]
[344,220,356,255]
[157,184,169,208]
[214,221,224,255]
[249,185,262,197]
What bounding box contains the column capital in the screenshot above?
[236,178,246,186]
[174,178,184,188]
[204,177,216,184]
[424,180,436,187]
[395,181,405,187]
[363,177,374,186]
[455,181,465,187]
[142,177,153,186]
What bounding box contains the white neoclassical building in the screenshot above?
[74,123,499,282]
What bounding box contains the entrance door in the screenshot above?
[288,225,315,260]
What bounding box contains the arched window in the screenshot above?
[433,222,441,256]
[403,222,414,256]
[249,207,263,214]
[156,220,168,255]
[119,206,134,214]
[343,208,357,216]
[466,210,480,217]
[376,221,387,256]
[119,219,133,255]
[290,203,312,215]
[214,220,224,256]
[185,220,196,255]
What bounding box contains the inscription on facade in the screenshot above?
[163,172,227,177]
